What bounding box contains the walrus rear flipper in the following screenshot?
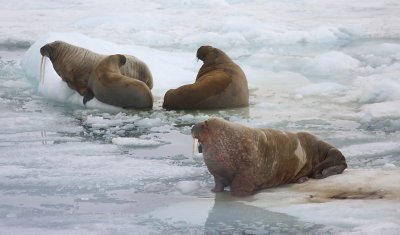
[163,69,232,109]
[313,148,347,179]
[83,89,95,105]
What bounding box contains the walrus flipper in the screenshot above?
[313,148,347,179]
[164,69,231,109]
[83,89,95,105]
[230,167,256,197]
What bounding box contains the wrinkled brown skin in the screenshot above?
[191,118,347,197]
[84,54,153,109]
[40,41,153,95]
[163,45,249,109]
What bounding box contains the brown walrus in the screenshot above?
[40,41,153,95]
[162,45,249,109]
[83,54,153,109]
[191,118,347,197]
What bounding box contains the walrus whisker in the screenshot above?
[193,138,198,155]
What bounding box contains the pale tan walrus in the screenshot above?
[83,54,153,109]
[162,46,249,109]
[40,41,153,95]
[191,118,347,197]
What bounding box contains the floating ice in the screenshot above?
[303,51,360,77]
[341,141,400,158]
[295,82,348,97]
[360,101,400,118]
[360,79,400,103]
[245,170,400,230]
[175,181,201,194]
[112,137,165,147]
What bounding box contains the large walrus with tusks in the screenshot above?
[83,54,153,109]
[191,118,347,197]
[40,41,153,95]
[163,45,249,109]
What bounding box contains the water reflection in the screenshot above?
[205,192,322,234]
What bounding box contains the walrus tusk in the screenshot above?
[40,55,44,84]
[40,55,46,84]
[193,138,198,155]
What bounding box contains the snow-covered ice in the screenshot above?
[1,0,400,234]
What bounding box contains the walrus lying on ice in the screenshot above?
[191,118,347,197]
[40,41,153,96]
[163,45,249,109]
[83,54,153,109]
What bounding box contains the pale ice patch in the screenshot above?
[112,137,166,147]
[383,163,397,170]
[135,117,164,128]
[360,101,400,118]
[84,113,139,129]
[367,43,400,58]
[148,198,213,226]
[0,225,100,235]
[1,79,31,89]
[303,51,360,76]
[175,180,201,194]
[360,79,400,103]
[358,43,400,68]
[339,222,400,235]
[341,141,400,157]
[254,102,286,110]
[244,170,400,229]
[295,82,348,97]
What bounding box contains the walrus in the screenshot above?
[83,54,153,109]
[40,41,153,95]
[162,45,249,109]
[191,118,347,197]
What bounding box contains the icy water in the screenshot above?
[1,0,400,234]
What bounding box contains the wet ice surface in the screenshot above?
[1,0,400,234]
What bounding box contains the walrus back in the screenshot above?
[90,71,153,109]
[120,55,153,89]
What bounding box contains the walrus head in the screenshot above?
[99,54,127,72]
[39,41,61,85]
[191,120,209,142]
[196,45,232,66]
[40,41,64,60]
[196,46,213,61]
[39,41,95,95]
[191,120,210,154]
